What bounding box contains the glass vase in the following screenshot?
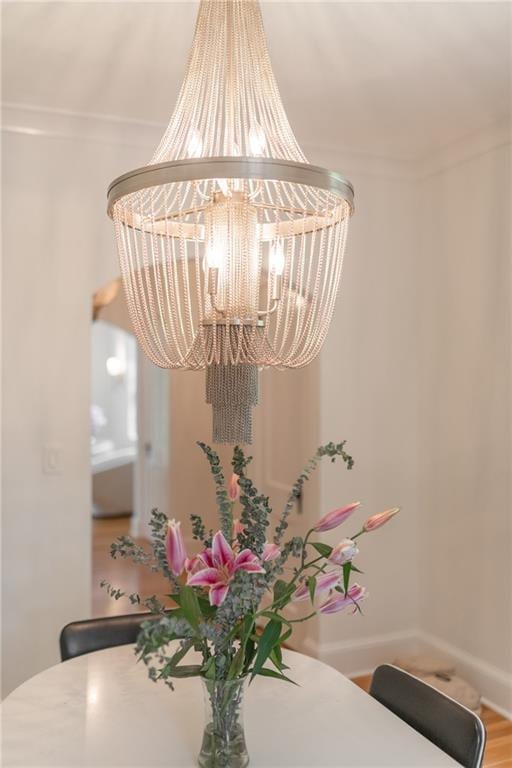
[198,676,250,768]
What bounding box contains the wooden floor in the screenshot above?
[352,675,512,768]
[93,517,512,767]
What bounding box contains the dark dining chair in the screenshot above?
[60,612,160,661]
[370,664,486,768]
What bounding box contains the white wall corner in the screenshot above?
[301,141,417,182]
[302,628,512,718]
[302,629,421,680]
[417,631,512,719]
[414,117,511,179]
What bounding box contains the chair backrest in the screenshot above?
[370,664,486,768]
[60,612,160,661]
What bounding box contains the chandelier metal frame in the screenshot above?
[106,0,355,444]
[108,158,354,213]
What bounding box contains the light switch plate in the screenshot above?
[43,443,63,475]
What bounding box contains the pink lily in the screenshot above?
[329,538,359,566]
[184,555,203,575]
[363,507,400,532]
[165,519,187,576]
[314,502,361,532]
[228,473,240,501]
[292,570,340,602]
[187,531,265,606]
[319,583,367,614]
[262,542,281,562]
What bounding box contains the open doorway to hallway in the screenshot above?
[91,312,137,519]
[90,280,171,616]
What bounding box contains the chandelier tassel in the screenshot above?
[206,363,258,445]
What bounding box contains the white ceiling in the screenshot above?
[2,1,510,160]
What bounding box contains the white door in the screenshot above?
[132,352,171,538]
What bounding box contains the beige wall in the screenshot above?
[1,108,152,697]
[418,142,512,710]
[313,163,421,669]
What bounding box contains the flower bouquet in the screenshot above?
[104,441,399,768]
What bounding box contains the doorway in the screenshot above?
[90,280,171,615]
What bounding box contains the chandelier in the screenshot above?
[107,0,354,444]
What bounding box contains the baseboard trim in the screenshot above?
[306,628,512,718]
[481,697,512,721]
[418,631,512,719]
[306,628,421,676]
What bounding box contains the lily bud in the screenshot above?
[228,473,240,501]
[232,518,244,539]
[184,555,202,575]
[314,502,361,532]
[363,507,400,532]
[165,519,187,576]
[329,538,359,566]
[292,569,340,602]
[262,542,281,562]
[319,583,368,614]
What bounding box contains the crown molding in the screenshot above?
[301,142,417,181]
[1,102,164,150]
[414,118,511,179]
[2,102,510,181]
[2,101,417,179]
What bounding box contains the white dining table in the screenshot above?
[2,645,460,768]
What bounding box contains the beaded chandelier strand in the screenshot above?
[107,0,355,443]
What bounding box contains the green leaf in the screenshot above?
[197,596,216,620]
[269,644,286,671]
[243,638,256,673]
[168,664,202,678]
[251,619,282,680]
[350,564,364,574]
[343,562,352,594]
[272,580,296,609]
[273,580,288,601]
[167,639,194,671]
[201,657,216,680]
[311,542,333,558]
[307,576,317,603]
[179,585,202,631]
[255,667,298,685]
[228,645,246,679]
[260,610,292,628]
[228,616,255,679]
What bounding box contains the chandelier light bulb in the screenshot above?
[205,241,224,271]
[248,123,266,156]
[107,0,355,444]
[269,241,285,276]
[187,127,203,158]
[215,178,231,197]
